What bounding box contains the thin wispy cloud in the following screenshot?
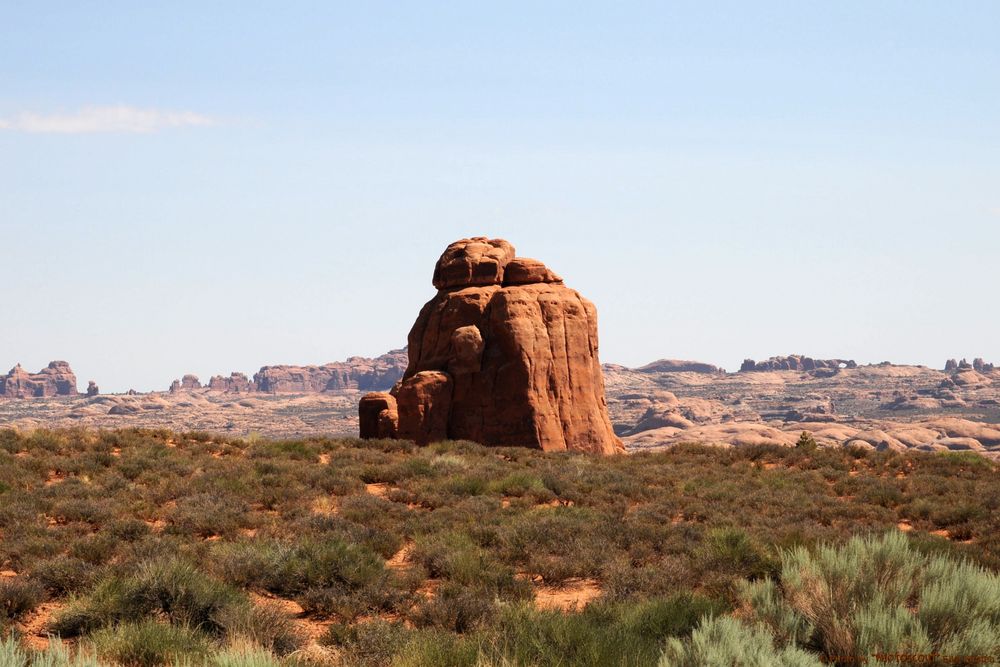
[0,106,217,134]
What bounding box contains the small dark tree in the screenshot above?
[795,431,818,452]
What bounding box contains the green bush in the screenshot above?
[795,432,818,453]
[210,643,284,667]
[410,581,499,633]
[167,492,250,538]
[0,637,101,667]
[738,532,1000,656]
[697,528,779,586]
[0,577,43,621]
[480,595,726,667]
[30,556,98,595]
[322,618,411,666]
[393,629,479,667]
[86,620,211,666]
[214,600,303,655]
[659,616,821,666]
[51,558,241,636]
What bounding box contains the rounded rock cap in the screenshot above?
[432,237,516,290]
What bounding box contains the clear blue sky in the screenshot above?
[2,2,998,392]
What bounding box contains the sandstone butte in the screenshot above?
[359,237,623,455]
[0,361,78,398]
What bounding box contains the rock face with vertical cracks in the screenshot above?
[359,237,622,455]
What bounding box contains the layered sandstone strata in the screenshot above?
[359,237,623,455]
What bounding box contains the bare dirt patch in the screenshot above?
[365,482,391,499]
[533,578,601,612]
[17,601,65,650]
[386,541,414,571]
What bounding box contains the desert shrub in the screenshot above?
[67,533,119,565]
[795,432,818,453]
[0,577,44,621]
[47,498,114,526]
[929,502,987,528]
[737,579,813,647]
[498,507,614,582]
[658,616,822,666]
[30,556,98,595]
[214,537,387,596]
[696,528,779,591]
[86,620,210,666]
[322,618,411,666]
[289,512,402,560]
[247,439,317,461]
[482,595,726,667]
[167,492,250,538]
[214,601,303,655]
[210,643,284,667]
[915,555,1000,649]
[443,475,490,497]
[601,555,694,602]
[0,637,101,667]
[853,602,932,654]
[105,518,151,542]
[51,558,241,636]
[392,628,479,667]
[488,472,550,499]
[856,479,903,508]
[737,531,1000,656]
[410,581,501,633]
[0,637,28,667]
[213,537,395,620]
[413,532,527,599]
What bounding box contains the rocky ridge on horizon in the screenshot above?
[740,355,858,373]
[3,352,1000,459]
[163,349,408,396]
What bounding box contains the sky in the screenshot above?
[2,2,998,392]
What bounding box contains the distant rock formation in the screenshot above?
[740,355,857,372]
[974,358,995,373]
[360,237,623,455]
[253,349,408,394]
[86,381,99,397]
[945,358,995,373]
[208,372,253,393]
[158,350,407,396]
[169,374,201,393]
[0,361,78,398]
[635,359,724,374]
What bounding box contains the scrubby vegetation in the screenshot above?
[0,428,998,665]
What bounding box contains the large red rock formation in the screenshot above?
[359,237,622,455]
[0,361,78,398]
